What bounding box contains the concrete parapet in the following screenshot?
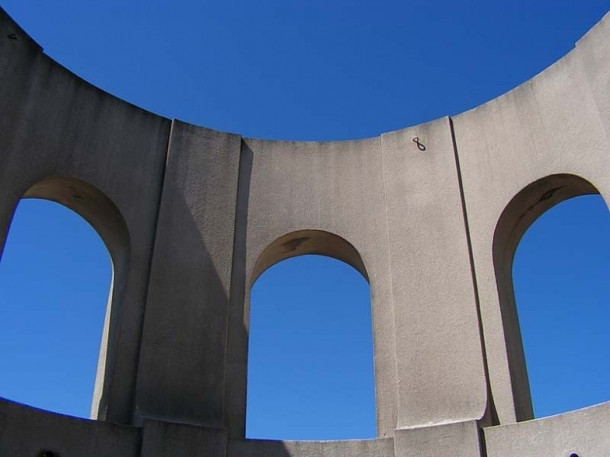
[141,421,228,457]
[484,401,610,457]
[230,437,395,457]
[394,421,482,457]
[0,398,140,457]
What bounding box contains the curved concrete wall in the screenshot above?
[485,401,610,457]
[452,11,610,426]
[0,6,608,457]
[0,10,170,426]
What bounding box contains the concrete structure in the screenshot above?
[0,6,608,456]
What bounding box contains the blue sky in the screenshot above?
[0,0,608,441]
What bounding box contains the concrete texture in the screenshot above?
[141,421,228,457]
[381,120,486,429]
[0,398,140,457]
[230,437,395,457]
[0,11,170,426]
[485,401,610,457]
[0,5,609,457]
[394,421,482,457]
[135,121,241,428]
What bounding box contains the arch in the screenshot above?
[227,230,373,438]
[247,230,375,439]
[3,176,130,419]
[252,229,369,284]
[492,173,601,421]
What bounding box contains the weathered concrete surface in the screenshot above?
[381,120,487,429]
[1,5,610,457]
[225,137,399,438]
[578,11,610,140]
[230,437,395,457]
[141,421,228,457]
[136,122,241,427]
[484,401,610,457]
[0,398,140,457]
[394,421,482,457]
[0,11,170,425]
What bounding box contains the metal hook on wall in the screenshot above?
[412,137,426,151]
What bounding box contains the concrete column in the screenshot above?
[381,118,488,429]
[136,122,241,427]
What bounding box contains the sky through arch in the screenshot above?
[513,194,610,418]
[247,254,376,440]
[0,199,111,418]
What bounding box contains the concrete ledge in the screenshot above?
[484,401,610,457]
[229,437,395,457]
[141,420,228,457]
[394,421,482,457]
[0,398,140,457]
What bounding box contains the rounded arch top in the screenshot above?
[493,173,600,268]
[21,176,132,420]
[491,173,604,422]
[252,230,369,284]
[23,176,130,269]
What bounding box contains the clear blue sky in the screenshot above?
[0,0,608,441]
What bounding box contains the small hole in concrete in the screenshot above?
[569,453,579,457]
[39,451,58,457]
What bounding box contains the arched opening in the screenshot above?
[0,177,129,419]
[0,199,111,417]
[513,194,610,417]
[493,174,609,420]
[246,231,376,440]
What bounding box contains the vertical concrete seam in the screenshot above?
[377,133,400,435]
[129,118,174,423]
[224,136,251,438]
[448,116,498,426]
[136,422,145,457]
[478,425,490,457]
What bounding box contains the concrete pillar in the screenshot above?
[135,122,241,427]
[381,119,488,429]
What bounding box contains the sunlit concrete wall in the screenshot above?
[0,10,170,426]
[0,6,608,457]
